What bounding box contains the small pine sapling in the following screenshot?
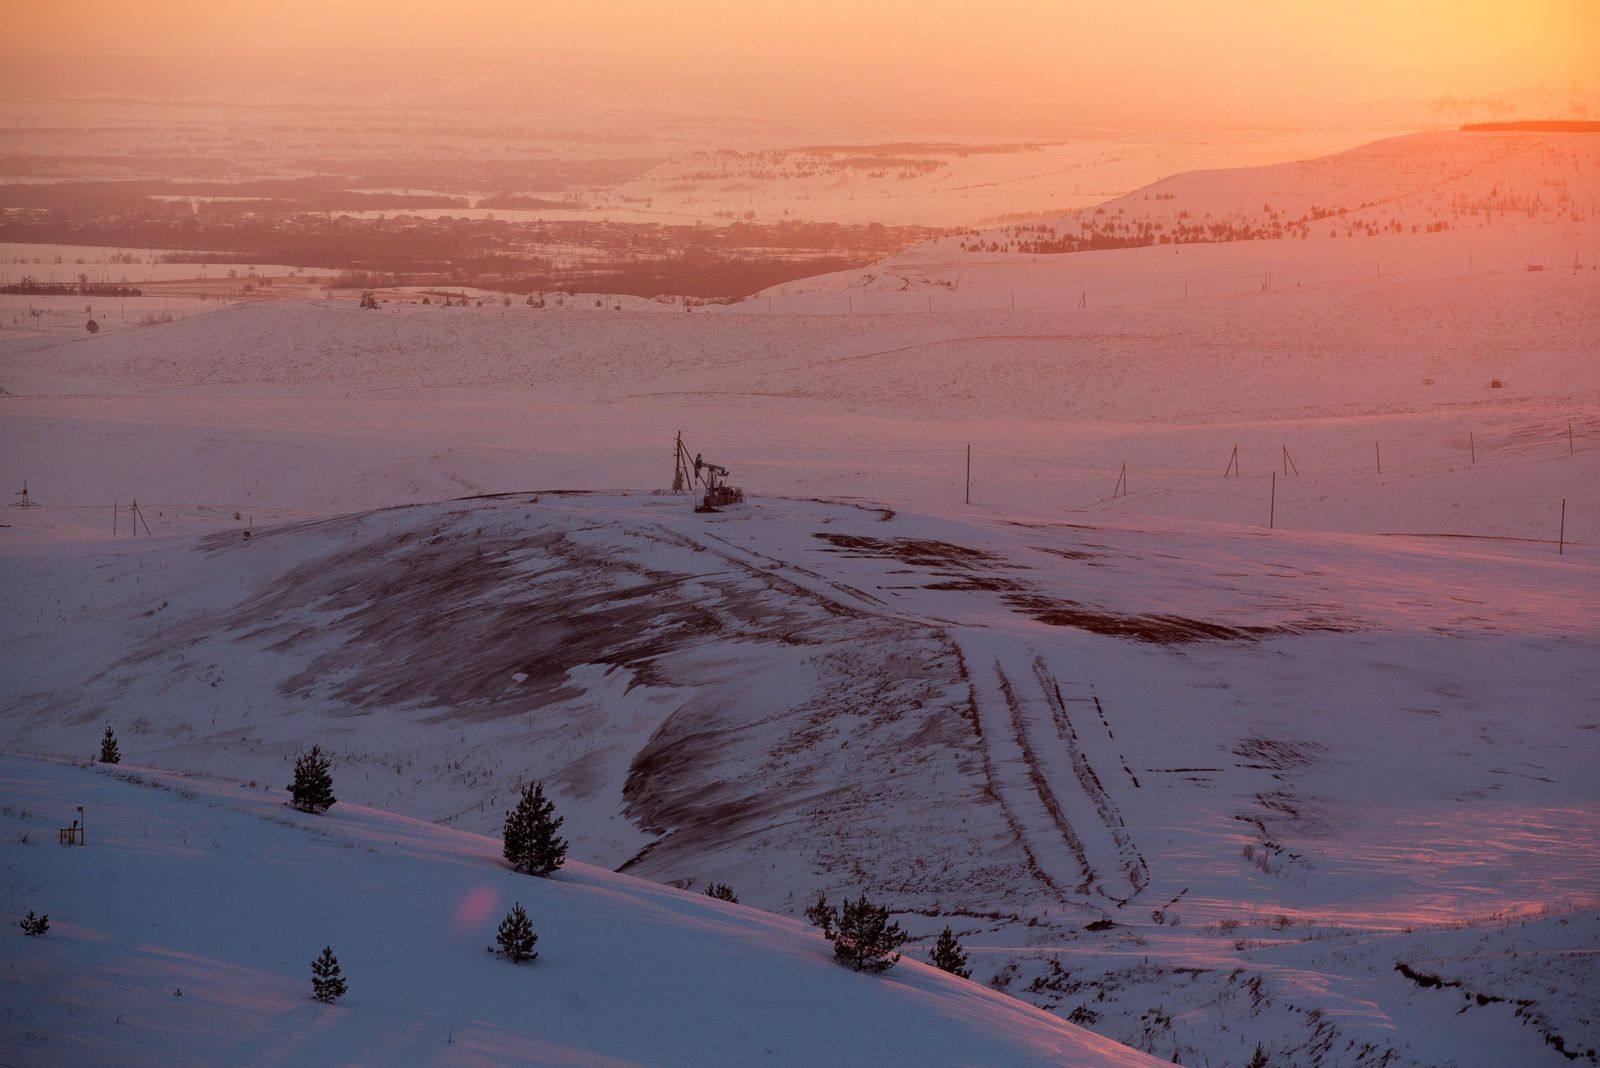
[808,892,910,972]
[310,946,346,1003]
[496,903,538,963]
[20,911,49,936]
[502,781,567,876]
[833,893,911,972]
[288,744,337,814]
[98,726,120,764]
[1246,1044,1269,1068]
[930,925,971,979]
[704,882,739,903]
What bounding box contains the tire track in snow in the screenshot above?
[1032,658,1149,904]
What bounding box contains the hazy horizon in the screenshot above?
[6,0,1598,137]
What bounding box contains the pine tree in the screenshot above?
[20,911,49,936]
[1245,1044,1269,1068]
[808,892,910,972]
[496,903,538,963]
[833,893,910,972]
[310,946,346,1003]
[930,925,971,979]
[288,744,337,814]
[502,781,566,876]
[99,726,120,764]
[804,891,836,936]
[704,882,739,903]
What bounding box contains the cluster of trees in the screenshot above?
[0,278,143,297]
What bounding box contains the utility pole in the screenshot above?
[1559,498,1566,555]
[1269,470,1276,529]
[1470,431,1475,464]
[1375,442,1382,476]
[965,445,971,505]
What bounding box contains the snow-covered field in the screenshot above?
[2,130,1597,1067]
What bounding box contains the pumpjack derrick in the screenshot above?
[672,433,745,512]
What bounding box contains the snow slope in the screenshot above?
[1,128,1596,1067]
[2,753,1162,1066]
[3,491,1594,1065]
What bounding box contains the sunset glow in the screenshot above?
[2,1,1595,1064]
[5,1,1598,130]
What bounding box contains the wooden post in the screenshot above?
[78,806,84,847]
[1375,442,1382,476]
[113,502,117,536]
[1571,420,1575,455]
[1470,431,1475,465]
[1223,444,1239,478]
[1269,471,1276,529]
[965,445,971,505]
[1559,498,1566,555]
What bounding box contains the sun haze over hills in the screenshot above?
[4,0,1597,132]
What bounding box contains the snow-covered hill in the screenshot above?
[3,753,1163,1066]
[3,491,1595,1065]
[1,127,1596,1067]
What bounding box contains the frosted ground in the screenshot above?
[2,130,1597,1066]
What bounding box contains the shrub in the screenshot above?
[20,911,49,936]
[496,903,538,963]
[311,946,347,1003]
[86,319,99,333]
[704,882,739,903]
[288,745,337,814]
[502,782,566,876]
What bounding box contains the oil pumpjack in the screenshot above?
[672,433,745,512]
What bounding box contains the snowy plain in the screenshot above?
[2,129,1597,1067]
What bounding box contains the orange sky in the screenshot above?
[6,1,1597,130]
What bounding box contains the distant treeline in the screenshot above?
[1460,120,1600,133]
[0,212,940,299]
[0,278,143,296]
[333,254,879,299]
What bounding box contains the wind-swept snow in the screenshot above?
[2,754,1164,1066]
